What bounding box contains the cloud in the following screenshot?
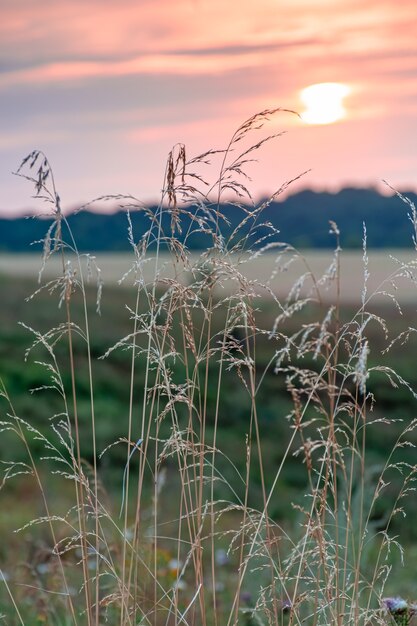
[1,0,416,107]
[0,51,273,89]
[0,129,70,152]
[2,0,417,213]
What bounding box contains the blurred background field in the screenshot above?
[1,248,417,521]
[1,248,417,300]
[2,242,417,620]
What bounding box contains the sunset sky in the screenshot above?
[1,0,417,214]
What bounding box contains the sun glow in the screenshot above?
[300,82,351,125]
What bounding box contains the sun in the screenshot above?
[300,82,351,125]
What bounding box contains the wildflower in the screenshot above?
[168,558,182,575]
[383,597,417,626]
[240,591,252,606]
[215,548,229,566]
[173,579,187,591]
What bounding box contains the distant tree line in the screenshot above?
[1,187,416,252]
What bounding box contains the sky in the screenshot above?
[1,0,417,214]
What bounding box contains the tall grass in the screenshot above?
[1,109,417,626]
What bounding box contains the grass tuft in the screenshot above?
[1,110,417,625]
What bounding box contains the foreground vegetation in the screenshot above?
[1,110,417,625]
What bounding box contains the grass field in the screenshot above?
[1,248,417,303]
[2,245,417,624]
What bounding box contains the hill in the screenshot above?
[1,187,416,252]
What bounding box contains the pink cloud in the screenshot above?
[2,0,417,113]
[0,51,269,89]
[2,0,417,213]
[2,0,414,62]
